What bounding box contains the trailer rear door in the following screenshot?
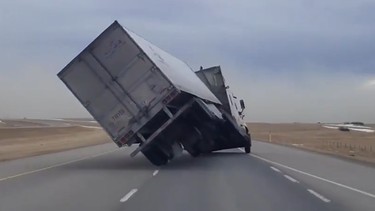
[58,22,173,144]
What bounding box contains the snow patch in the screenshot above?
[323,126,338,129]
[79,125,102,129]
[323,124,374,133]
[350,128,374,133]
[52,118,65,121]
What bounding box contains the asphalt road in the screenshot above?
[0,141,374,211]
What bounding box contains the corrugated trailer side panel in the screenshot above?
[125,27,221,105]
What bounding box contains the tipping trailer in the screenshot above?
[58,21,251,165]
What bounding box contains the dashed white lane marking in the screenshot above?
[270,166,281,173]
[120,189,138,202]
[284,175,299,183]
[308,189,331,203]
[153,170,159,176]
[245,150,375,199]
[0,149,119,182]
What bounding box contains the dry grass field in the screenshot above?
[248,123,375,163]
[0,119,47,127]
[0,126,111,162]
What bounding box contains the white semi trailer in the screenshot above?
[58,21,251,165]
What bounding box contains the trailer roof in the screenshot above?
[59,21,221,104]
[123,23,221,104]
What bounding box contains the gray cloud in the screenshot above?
[0,0,374,122]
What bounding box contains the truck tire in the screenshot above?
[142,148,168,166]
[181,126,202,157]
[244,133,251,153]
[188,149,200,157]
[183,144,200,157]
[170,142,183,158]
[245,145,251,153]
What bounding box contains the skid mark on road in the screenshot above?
[0,149,119,182]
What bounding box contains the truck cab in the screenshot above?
[195,66,251,151]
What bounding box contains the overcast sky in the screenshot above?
[0,0,374,123]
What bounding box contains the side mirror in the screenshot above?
[240,99,245,110]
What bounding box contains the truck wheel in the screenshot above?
[170,142,183,158]
[244,134,251,153]
[245,145,251,153]
[183,144,200,157]
[189,150,200,157]
[142,148,168,166]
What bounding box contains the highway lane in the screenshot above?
[251,141,375,211]
[0,143,117,179]
[0,141,374,210]
[0,144,156,211]
[120,150,342,211]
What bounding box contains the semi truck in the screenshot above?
[195,66,250,136]
[57,21,251,166]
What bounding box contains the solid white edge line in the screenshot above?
[153,170,159,176]
[270,166,281,173]
[248,152,375,199]
[120,189,138,202]
[308,189,331,203]
[284,174,299,183]
[0,149,119,182]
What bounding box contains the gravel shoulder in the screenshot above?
[247,123,375,164]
